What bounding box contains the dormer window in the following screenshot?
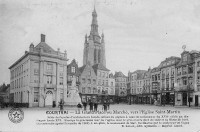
[71,67,75,73]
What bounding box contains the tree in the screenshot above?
[42,94,47,107]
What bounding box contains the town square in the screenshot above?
[0,0,200,131]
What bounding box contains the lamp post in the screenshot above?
[174,83,178,106]
[27,90,30,108]
[188,84,191,107]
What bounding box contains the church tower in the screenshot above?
[83,7,106,67]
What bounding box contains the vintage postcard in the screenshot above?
[0,0,200,132]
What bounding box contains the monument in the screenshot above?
[65,77,82,106]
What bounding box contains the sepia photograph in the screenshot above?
[0,0,200,132]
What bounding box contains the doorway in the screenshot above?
[182,92,187,106]
[195,95,199,106]
[45,91,53,106]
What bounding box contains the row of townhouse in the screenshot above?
[127,50,200,107]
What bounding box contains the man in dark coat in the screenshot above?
[89,100,93,111]
[103,101,107,111]
[94,100,98,111]
[82,100,87,111]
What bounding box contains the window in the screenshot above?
[60,65,64,71]
[82,87,85,93]
[93,79,96,84]
[88,87,91,93]
[197,85,200,91]
[152,75,154,81]
[177,79,181,86]
[82,78,86,83]
[47,64,53,71]
[59,77,63,85]
[197,72,200,80]
[68,75,72,81]
[177,68,181,75]
[183,77,187,85]
[47,76,52,84]
[198,61,200,67]
[88,71,91,76]
[188,77,193,85]
[162,80,165,88]
[182,66,187,74]
[88,79,91,84]
[111,82,113,86]
[34,69,39,75]
[171,68,175,75]
[183,54,187,62]
[93,88,97,93]
[60,91,64,101]
[98,79,101,85]
[171,79,174,88]
[60,72,63,76]
[188,66,193,73]
[155,75,157,81]
[71,67,75,73]
[106,80,108,86]
[98,71,101,77]
[158,74,160,80]
[34,88,39,103]
[166,79,169,88]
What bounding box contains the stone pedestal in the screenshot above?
[65,77,81,106]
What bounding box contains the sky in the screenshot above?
[0,0,200,84]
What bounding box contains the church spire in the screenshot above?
[90,6,99,36]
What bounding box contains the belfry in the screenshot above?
[83,7,106,67]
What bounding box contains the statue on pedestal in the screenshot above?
[65,76,82,106]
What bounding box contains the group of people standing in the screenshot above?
[81,99,110,112]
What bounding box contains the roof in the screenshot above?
[159,56,181,68]
[109,73,114,78]
[114,71,126,78]
[0,84,10,93]
[177,51,196,67]
[92,63,110,72]
[151,67,160,73]
[67,59,81,75]
[79,65,86,73]
[35,42,56,54]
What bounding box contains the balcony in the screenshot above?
[175,85,194,92]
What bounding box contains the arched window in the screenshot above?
[98,49,101,63]
[94,49,97,63]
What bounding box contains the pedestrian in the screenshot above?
[94,100,98,111]
[82,100,87,111]
[103,101,107,111]
[107,101,110,110]
[77,102,82,113]
[59,100,64,111]
[89,100,93,111]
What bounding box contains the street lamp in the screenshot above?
[187,84,191,107]
[174,83,178,106]
[27,90,30,108]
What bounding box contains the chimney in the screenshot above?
[41,34,45,42]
